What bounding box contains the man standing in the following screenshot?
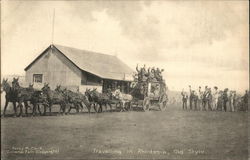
[222,88,229,112]
[197,86,203,111]
[181,89,188,110]
[228,90,235,112]
[212,86,219,111]
[207,88,213,111]
[232,91,237,112]
[189,85,193,110]
[202,86,208,111]
[242,90,248,111]
[193,90,198,110]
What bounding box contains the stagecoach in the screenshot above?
[130,80,168,111]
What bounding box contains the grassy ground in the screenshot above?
[1,104,248,160]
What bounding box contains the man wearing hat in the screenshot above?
[181,89,188,110]
[212,86,219,111]
[202,86,209,111]
[189,85,194,110]
[222,88,229,112]
[197,86,203,110]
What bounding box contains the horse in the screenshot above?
[41,83,67,115]
[30,90,48,116]
[112,90,133,112]
[11,78,38,116]
[85,89,112,113]
[1,78,18,117]
[55,85,91,113]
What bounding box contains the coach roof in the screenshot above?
[24,44,134,81]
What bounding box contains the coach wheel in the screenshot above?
[159,94,167,111]
[143,97,150,111]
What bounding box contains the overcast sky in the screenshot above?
[1,0,249,92]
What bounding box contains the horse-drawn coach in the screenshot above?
[129,80,168,111]
[108,64,167,111]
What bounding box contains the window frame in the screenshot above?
[33,74,43,83]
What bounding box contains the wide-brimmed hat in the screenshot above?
[214,86,218,90]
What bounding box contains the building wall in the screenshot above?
[25,47,82,89]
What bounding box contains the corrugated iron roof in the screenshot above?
[25,44,134,81]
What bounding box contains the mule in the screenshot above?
[41,83,67,115]
[12,78,38,117]
[85,89,112,113]
[55,85,91,113]
[30,90,48,116]
[1,78,18,117]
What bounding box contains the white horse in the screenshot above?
[112,91,133,112]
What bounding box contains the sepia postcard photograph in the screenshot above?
[1,0,249,160]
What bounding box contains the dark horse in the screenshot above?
[85,89,113,113]
[55,85,91,113]
[1,78,18,117]
[41,83,67,115]
[11,78,40,116]
[30,89,48,116]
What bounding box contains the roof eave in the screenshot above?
[24,45,52,71]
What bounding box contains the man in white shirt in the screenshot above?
[197,86,203,111]
[212,86,219,111]
[181,89,188,110]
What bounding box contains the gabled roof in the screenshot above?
[24,44,134,81]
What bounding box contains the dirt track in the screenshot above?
[1,105,248,160]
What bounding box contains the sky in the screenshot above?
[1,0,249,92]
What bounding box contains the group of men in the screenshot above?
[181,85,248,112]
[135,64,164,82]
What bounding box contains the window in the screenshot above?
[33,74,43,83]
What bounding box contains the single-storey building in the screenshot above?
[24,44,134,93]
